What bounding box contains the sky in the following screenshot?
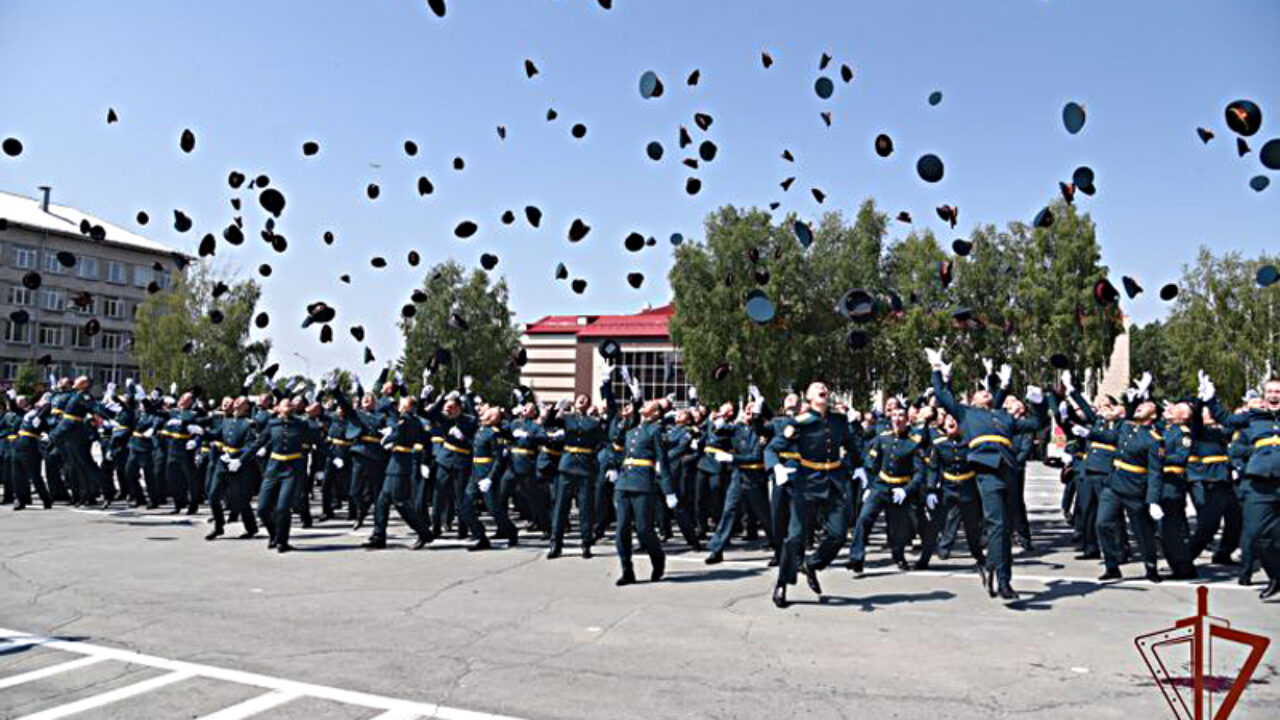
[0,0,1276,379]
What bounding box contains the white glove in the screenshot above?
[688,386,698,403]
[316,471,325,482]
[326,375,338,391]
[862,488,870,503]
[1061,370,1075,393]
[982,358,994,377]
[185,439,198,450]
[619,366,633,387]
[106,402,122,414]
[169,382,178,395]
[1071,424,1090,438]
[926,493,938,510]
[105,382,117,398]
[1026,385,1044,405]
[891,487,907,505]
[1197,371,1216,402]
[394,370,404,386]
[513,429,528,439]
[333,457,345,469]
[1148,503,1164,521]
[1135,371,1153,399]
[853,467,868,487]
[420,464,429,479]
[748,384,762,403]
[714,451,733,463]
[773,465,792,486]
[605,469,617,483]
[998,364,1013,389]
[125,378,134,388]
[257,447,267,458]
[665,493,678,509]
[925,348,943,369]
[379,426,394,438]
[546,429,565,440]
[463,375,473,391]
[628,378,642,399]
[448,426,465,441]
[228,458,242,473]
[220,453,232,465]
[187,424,204,436]
[478,478,492,493]
[939,361,952,382]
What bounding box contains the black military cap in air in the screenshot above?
[364,346,376,364]
[928,90,943,106]
[1062,102,1086,134]
[1257,265,1279,288]
[555,262,569,280]
[1122,276,1143,299]
[839,289,876,323]
[9,309,29,325]
[260,189,286,218]
[1033,207,1054,229]
[22,271,41,290]
[627,272,644,289]
[179,128,196,153]
[760,52,773,69]
[936,205,958,229]
[712,362,732,381]
[199,234,216,257]
[793,221,814,249]
[624,232,645,252]
[455,221,478,238]
[814,77,834,100]
[1159,283,1179,301]
[449,312,469,331]
[846,328,870,351]
[639,71,663,99]
[687,69,700,86]
[1250,175,1269,192]
[938,260,954,289]
[599,339,621,362]
[173,210,192,233]
[745,292,775,324]
[208,309,223,325]
[571,278,588,294]
[917,154,944,183]
[1050,353,1070,370]
[302,140,319,156]
[875,134,894,157]
[1093,278,1119,305]
[646,141,664,161]
[254,312,269,329]
[952,238,973,257]
[418,176,434,195]
[481,253,499,271]
[1225,99,1262,136]
[1261,139,1280,170]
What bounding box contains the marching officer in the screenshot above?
[612,376,678,586]
[206,397,257,540]
[917,410,986,569]
[705,389,774,564]
[849,405,927,572]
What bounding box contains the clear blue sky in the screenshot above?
[1,0,1276,378]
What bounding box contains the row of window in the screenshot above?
[6,286,133,318]
[9,245,171,288]
[0,361,135,387]
[2,321,130,351]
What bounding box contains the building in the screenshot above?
[519,304,687,404]
[0,188,188,387]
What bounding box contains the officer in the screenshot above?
[1202,372,1280,600]
[929,349,1048,601]
[532,403,564,539]
[10,395,52,510]
[1068,371,1164,583]
[245,394,312,553]
[1007,396,1036,551]
[206,397,257,540]
[770,381,861,608]
[849,405,927,572]
[49,376,107,506]
[347,389,389,530]
[1186,400,1240,566]
[765,392,801,567]
[705,389,774,564]
[100,381,146,508]
[323,398,354,522]
[545,375,610,560]
[425,378,480,545]
[917,410,986,568]
[462,406,518,550]
[695,403,736,537]
[1,396,18,507]
[612,376,678,587]
[156,390,206,515]
[1228,408,1257,584]
[1155,401,1198,579]
[660,406,703,552]
[507,399,548,538]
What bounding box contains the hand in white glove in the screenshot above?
[665,493,678,509]
[448,426,465,441]
[748,384,763,403]
[1135,371,1153,399]
[939,361,952,382]
[513,429,528,439]
[125,378,134,388]
[1071,424,1090,438]
[420,464,429,479]
[1025,385,1044,405]
[1197,371,1216,402]
[326,375,338,391]
[315,471,325,482]
[379,426,394,438]
[619,365,633,387]
[105,382,117,398]
[853,468,868,487]
[1148,503,1165,521]
[333,457,345,469]
[714,451,733,463]
[1057,401,1070,421]
[186,424,204,436]
[257,447,267,458]
[925,348,943,369]
[1061,370,1075,393]
[394,370,404,386]
[926,493,939,511]
[478,478,492,493]
[605,469,617,483]
[169,382,178,395]
[185,439,198,450]
[982,358,994,377]
[891,487,907,505]
[688,386,698,403]
[463,375,473,392]
[998,364,1013,389]
[220,453,232,465]
[773,465,792,486]
[228,458,242,473]
[862,488,870,503]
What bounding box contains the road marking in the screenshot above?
[0,629,529,720]
[368,711,426,720]
[0,657,106,690]
[13,669,194,720]
[193,690,300,719]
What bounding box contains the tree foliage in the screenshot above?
[13,359,43,397]
[399,260,520,402]
[133,264,271,399]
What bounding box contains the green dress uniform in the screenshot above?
[1187,403,1241,563]
[346,402,389,526]
[547,388,608,557]
[707,417,775,555]
[1208,399,1280,589]
[324,409,355,519]
[49,389,106,504]
[156,407,205,514]
[918,433,986,566]
[462,424,517,546]
[367,406,435,546]
[695,417,736,535]
[1155,423,1197,577]
[764,414,799,566]
[245,413,312,551]
[507,416,549,535]
[1082,419,1164,579]
[661,422,702,550]
[850,428,928,568]
[1069,390,1122,558]
[425,393,479,540]
[1229,430,1256,580]
[614,417,676,583]
[206,415,258,538]
[11,406,53,509]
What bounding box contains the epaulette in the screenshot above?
[1149,429,1163,441]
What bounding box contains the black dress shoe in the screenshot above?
[1212,553,1239,566]
[705,551,724,565]
[1238,573,1253,587]
[936,549,951,561]
[581,545,593,559]
[1260,579,1279,600]
[913,560,931,571]
[469,537,492,552]
[1169,568,1198,581]
[268,539,278,549]
[650,554,666,582]
[276,543,293,554]
[1145,567,1164,584]
[205,528,223,541]
[413,534,434,549]
[362,538,387,550]
[895,559,910,572]
[800,562,822,596]
[997,583,1019,600]
[547,543,562,560]
[1075,552,1101,560]
[772,584,788,609]
[767,556,780,567]
[848,560,864,574]
[238,531,257,540]
[1018,538,1034,552]
[981,566,996,597]
[615,571,636,587]
[352,517,365,532]
[507,534,520,548]
[1098,568,1123,581]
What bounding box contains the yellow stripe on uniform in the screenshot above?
[623,458,654,467]
[968,434,1011,448]
[800,458,842,471]
[879,471,911,485]
[1255,437,1280,450]
[1114,459,1147,474]
[1189,455,1229,464]
[564,445,594,454]
[943,471,975,482]
[443,442,472,455]
[270,452,302,462]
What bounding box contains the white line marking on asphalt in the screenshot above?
[193,690,300,720]
[367,710,426,720]
[0,629,529,720]
[13,669,194,720]
[0,657,107,690]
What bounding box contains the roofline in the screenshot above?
[2,217,194,262]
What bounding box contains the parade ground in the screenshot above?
[1,464,1277,720]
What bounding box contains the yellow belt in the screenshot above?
[801,458,842,471]
[60,412,84,422]
[1163,465,1186,475]
[432,437,444,444]
[739,462,765,470]
[1090,443,1116,452]
[52,408,65,416]
[473,456,494,464]
[4,434,16,441]
[199,446,211,453]
[1114,459,1147,474]
[879,471,911,485]
[623,458,654,467]
[778,452,801,460]
[329,438,353,447]
[1189,455,1229,464]
[162,431,191,440]
[968,434,1011,448]
[359,435,381,444]
[19,430,40,439]
[511,448,536,455]
[413,443,424,452]
[270,452,303,461]
[565,445,594,454]
[943,471,976,482]
[1255,437,1280,449]
[704,446,730,455]
[219,445,243,456]
[443,442,472,455]
[392,445,414,453]
[542,448,563,457]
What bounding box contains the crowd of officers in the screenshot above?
[1,353,1277,608]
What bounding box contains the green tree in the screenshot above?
[12,359,42,397]
[1129,321,1181,399]
[133,264,271,399]
[399,260,520,401]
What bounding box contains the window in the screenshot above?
[77,256,99,280]
[13,246,37,269]
[102,331,125,352]
[4,321,31,344]
[0,362,17,381]
[156,270,172,290]
[40,289,65,312]
[7,287,33,306]
[134,265,152,288]
[38,325,62,347]
[70,325,94,350]
[95,366,119,386]
[70,295,96,315]
[103,297,124,319]
[43,252,66,275]
[70,364,90,379]
[607,349,688,405]
[107,261,128,284]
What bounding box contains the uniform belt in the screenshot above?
[161,431,191,440]
[60,413,84,422]
[1189,455,1229,464]
[511,447,536,455]
[968,434,1011,448]
[1090,443,1117,452]
[1114,459,1147,474]
[1255,437,1280,449]
[392,445,414,453]
[473,456,494,464]
[302,444,313,451]
[219,445,243,456]
[4,434,16,441]
[270,452,303,461]
[801,458,842,471]
[879,471,911,485]
[443,442,472,455]
[565,445,594,454]
[359,435,381,444]
[1163,465,1186,475]
[541,448,563,457]
[18,431,40,439]
[943,471,975,482]
[739,462,765,470]
[623,458,655,467]
[778,452,801,460]
[431,437,444,444]
[52,408,65,416]
[199,446,211,453]
[329,438,353,447]
[704,446,730,454]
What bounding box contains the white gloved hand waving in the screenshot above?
[891,487,907,505]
